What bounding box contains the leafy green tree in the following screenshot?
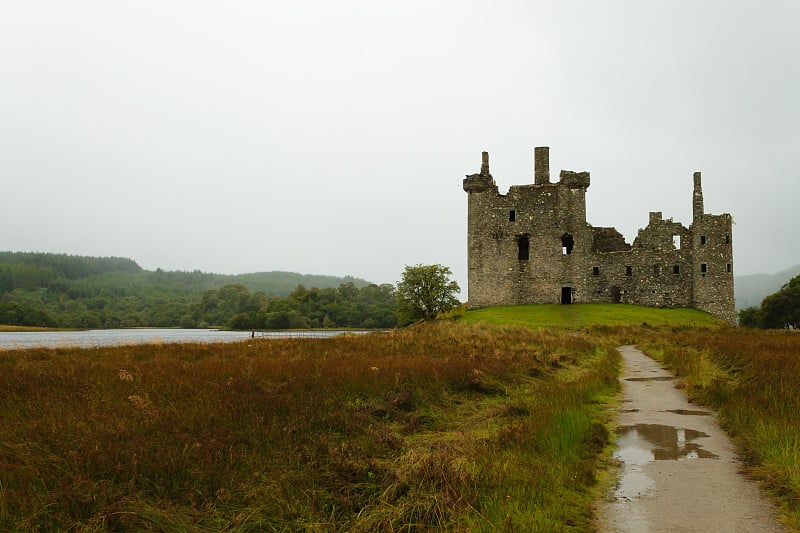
[760,275,800,329]
[737,306,763,328]
[395,264,460,326]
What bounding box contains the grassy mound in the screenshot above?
[462,303,723,329]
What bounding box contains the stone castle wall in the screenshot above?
[463,148,735,324]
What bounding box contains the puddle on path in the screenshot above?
[624,376,676,382]
[615,424,719,463]
[662,409,711,416]
[612,423,719,502]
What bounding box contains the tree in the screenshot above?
[396,264,461,326]
[760,275,800,329]
[737,306,763,328]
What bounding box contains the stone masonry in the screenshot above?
[463,147,735,324]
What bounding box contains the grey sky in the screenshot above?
[2,1,798,295]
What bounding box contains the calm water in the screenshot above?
[0,329,367,351]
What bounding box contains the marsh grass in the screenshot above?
[0,320,619,531]
[640,329,800,530]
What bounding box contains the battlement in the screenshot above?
[559,170,590,189]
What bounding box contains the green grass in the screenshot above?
[461,303,723,329]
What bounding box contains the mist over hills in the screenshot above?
[735,264,800,310]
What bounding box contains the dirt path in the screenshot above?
[597,345,786,533]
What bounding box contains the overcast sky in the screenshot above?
[2,1,798,294]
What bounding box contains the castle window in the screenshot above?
[561,233,574,255]
[701,235,707,245]
[653,265,661,276]
[509,210,516,222]
[517,236,529,261]
[673,235,681,249]
[701,263,708,274]
[664,292,670,299]
[592,266,600,276]
[625,265,632,276]
[725,234,730,244]
[727,263,732,273]
[673,265,680,275]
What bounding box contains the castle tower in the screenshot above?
[690,172,735,324]
[463,147,591,308]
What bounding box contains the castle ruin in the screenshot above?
[463,147,735,324]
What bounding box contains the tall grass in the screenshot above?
[0,320,619,531]
[641,329,800,530]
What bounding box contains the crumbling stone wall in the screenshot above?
[463,148,736,324]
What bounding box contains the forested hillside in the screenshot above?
[0,252,394,329]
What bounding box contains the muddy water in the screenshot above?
[598,345,785,532]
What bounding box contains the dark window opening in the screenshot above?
[654,265,661,276]
[664,292,670,299]
[517,236,529,261]
[561,233,574,255]
[727,263,732,273]
[673,265,680,275]
[700,235,707,245]
[509,210,516,222]
[725,234,730,244]
[611,286,621,303]
[701,263,708,273]
[592,266,600,276]
[625,265,632,276]
[561,287,572,304]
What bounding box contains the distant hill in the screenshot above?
[0,251,377,328]
[735,264,800,310]
[0,251,370,297]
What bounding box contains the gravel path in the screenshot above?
[597,345,786,533]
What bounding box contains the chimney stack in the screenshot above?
[693,171,704,219]
[481,151,490,176]
[534,147,550,184]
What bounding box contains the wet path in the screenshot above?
[598,345,786,532]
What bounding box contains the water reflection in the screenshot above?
[615,424,719,463]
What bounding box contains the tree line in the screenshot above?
[0,252,389,329]
[738,274,800,329]
[0,253,464,330]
